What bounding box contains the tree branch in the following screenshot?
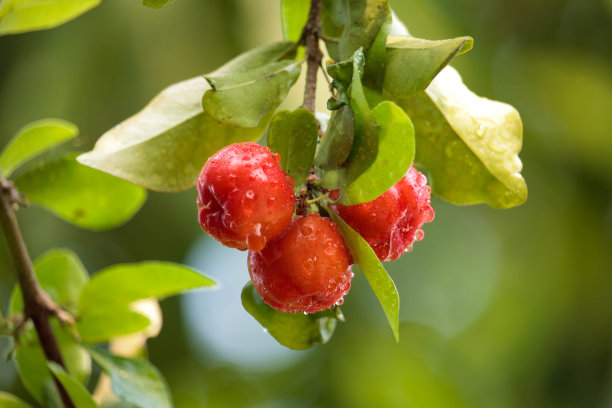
[0,176,74,408]
[302,0,323,114]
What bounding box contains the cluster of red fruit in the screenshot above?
[196,142,434,314]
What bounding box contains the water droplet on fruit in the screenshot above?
[335,298,344,306]
[324,243,336,256]
[246,224,266,251]
[300,224,313,236]
[245,190,255,200]
[416,229,424,241]
[303,311,309,315]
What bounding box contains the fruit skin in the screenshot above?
[330,165,434,262]
[248,213,354,314]
[197,142,295,252]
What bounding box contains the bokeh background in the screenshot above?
[1,0,611,407]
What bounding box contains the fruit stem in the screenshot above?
[306,193,329,205]
[301,0,323,114]
[0,174,75,408]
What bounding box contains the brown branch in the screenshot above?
[0,176,74,408]
[302,0,323,114]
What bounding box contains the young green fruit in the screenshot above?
[197,142,295,251]
[248,213,354,314]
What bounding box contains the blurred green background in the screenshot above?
[1,0,611,407]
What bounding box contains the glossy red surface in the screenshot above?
[331,165,435,261]
[197,142,295,251]
[248,213,354,313]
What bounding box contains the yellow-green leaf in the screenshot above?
[0,0,101,36]
[396,66,527,208]
[0,118,77,177]
[77,77,270,192]
[15,154,147,230]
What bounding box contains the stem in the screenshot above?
[306,193,329,205]
[0,176,74,408]
[302,0,323,114]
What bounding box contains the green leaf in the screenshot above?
[78,262,216,315]
[382,36,473,99]
[77,76,269,192]
[321,0,347,61]
[241,281,341,350]
[337,100,414,205]
[344,50,378,180]
[395,66,527,208]
[0,391,34,408]
[15,322,91,404]
[0,119,78,178]
[323,50,378,190]
[338,0,390,61]
[14,154,147,230]
[202,42,302,128]
[143,0,174,8]
[77,309,151,344]
[325,205,399,342]
[87,347,172,408]
[281,0,309,42]
[0,0,101,36]
[10,248,88,315]
[47,362,98,408]
[9,249,92,403]
[320,50,378,190]
[267,108,318,190]
[362,9,392,91]
[205,42,297,78]
[327,58,354,87]
[315,105,354,170]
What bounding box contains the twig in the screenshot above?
[0,174,74,408]
[301,0,323,114]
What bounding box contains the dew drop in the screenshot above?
[245,190,255,200]
[476,123,486,138]
[488,139,506,154]
[300,224,313,236]
[262,328,269,334]
[246,223,266,251]
[335,298,344,306]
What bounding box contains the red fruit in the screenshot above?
[248,213,354,314]
[330,165,434,262]
[197,142,295,252]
